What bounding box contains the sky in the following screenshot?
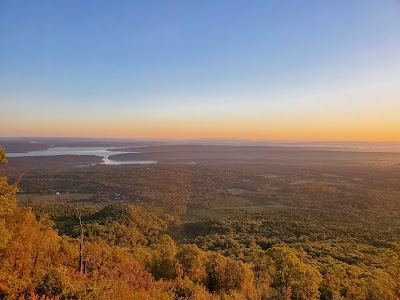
[0,0,399,141]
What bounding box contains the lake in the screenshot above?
[7,147,156,165]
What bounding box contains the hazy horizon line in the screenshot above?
[1,136,400,144]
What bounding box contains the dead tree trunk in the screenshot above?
[75,208,84,274]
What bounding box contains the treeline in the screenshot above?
[0,203,326,299]
[0,178,323,299]
[0,202,397,299]
[1,148,399,299]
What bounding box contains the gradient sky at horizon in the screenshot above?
[1,0,399,140]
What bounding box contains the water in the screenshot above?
[7,147,156,165]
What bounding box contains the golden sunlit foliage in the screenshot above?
[1,147,399,299]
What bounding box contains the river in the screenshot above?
[6,147,156,165]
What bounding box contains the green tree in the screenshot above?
[206,252,254,295]
[267,246,322,300]
[36,268,64,297]
[151,234,177,280]
[176,244,207,284]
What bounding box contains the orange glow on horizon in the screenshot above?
[2,117,399,142]
[2,96,399,141]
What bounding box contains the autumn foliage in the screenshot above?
[0,147,399,300]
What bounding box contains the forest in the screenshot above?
[0,145,399,300]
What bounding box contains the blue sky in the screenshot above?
[1,0,399,139]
